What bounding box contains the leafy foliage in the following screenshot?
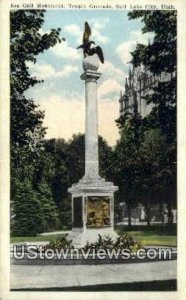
[44,233,141,252]
[114,117,142,225]
[10,10,62,162]
[36,181,59,232]
[114,10,177,225]
[128,10,176,74]
[12,180,42,236]
[83,234,141,252]
[129,10,176,142]
[11,10,63,236]
[38,135,113,222]
[11,178,59,236]
[45,235,73,250]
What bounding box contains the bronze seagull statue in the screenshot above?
[77,22,104,64]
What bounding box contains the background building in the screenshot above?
[119,64,173,119]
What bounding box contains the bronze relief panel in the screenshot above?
[86,196,110,228]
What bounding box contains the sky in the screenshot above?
[26,10,154,146]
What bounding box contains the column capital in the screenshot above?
[81,70,101,82]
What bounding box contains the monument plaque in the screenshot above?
[86,196,110,228]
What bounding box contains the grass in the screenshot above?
[10,234,66,244]
[123,231,176,246]
[11,225,177,246]
[116,224,177,246]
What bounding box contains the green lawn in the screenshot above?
[116,224,177,246]
[122,231,176,246]
[11,225,177,246]
[10,234,66,244]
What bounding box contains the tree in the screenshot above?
[36,181,59,232]
[59,197,72,229]
[128,11,176,74]
[12,180,42,236]
[66,134,85,186]
[30,138,70,228]
[12,179,59,235]
[137,129,168,225]
[114,118,141,226]
[114,123,174,226]
[128,10,176,143]
[128,10,177,220]
[10,10,64,236]
[10,10,63,168]
[114,11,177,225]
[63,133,114,186]
[31,135,115,229]
[98,136,115,182]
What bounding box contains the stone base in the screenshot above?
[68,175,118,194]
[67,227,119,248]
[67,176,118,247]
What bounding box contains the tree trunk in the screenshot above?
[167,201,173,224]
[145,201,151,227]
[127,202,132,227]
[159,202,164,224]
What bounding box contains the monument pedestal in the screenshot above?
[68,54,118,247]
[68,177,118,247]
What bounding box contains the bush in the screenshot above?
[11,180,42,236]
[83,234,141,252]
[44,233,141,252]
[11,180,59,236]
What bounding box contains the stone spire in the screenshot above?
[125,78,129,91]
[129,67,132,87]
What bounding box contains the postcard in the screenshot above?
[0,0,185,299]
